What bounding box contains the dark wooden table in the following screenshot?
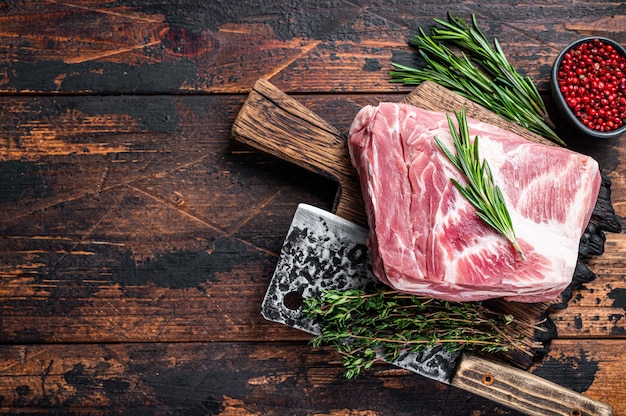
[1,1,625,415]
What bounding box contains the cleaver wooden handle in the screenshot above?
[452,353,613,416]
[231,78,366,225]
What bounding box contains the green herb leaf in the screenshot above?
[389,12,565,146]
[435,108,524,259]
[302,288,543,379]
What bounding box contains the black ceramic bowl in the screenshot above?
[551,36,626,139]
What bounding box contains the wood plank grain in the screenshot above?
[1,1,625,94]
[0,93,623,345]
[2,0,625,413]
[0,94,336,343]
[0,340,621,416]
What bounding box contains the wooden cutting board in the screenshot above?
[231,78,561,369]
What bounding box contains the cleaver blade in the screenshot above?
[260,203,459,384]
[261,203,613,416]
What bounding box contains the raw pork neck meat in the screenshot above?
[348,103,601,303]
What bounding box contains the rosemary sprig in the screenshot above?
[389,12,566,146]
[435,108,524,259]
[303,288,540,379]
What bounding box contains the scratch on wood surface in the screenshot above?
[314,410,378,416]
[0,346,50,373]
[206,292,243,337]
[227,184,284,243]
[263,40,321,81]
[18,347,26,365]
[3,190,102,223]
[84,240,126,247]
[45,0,164,23]
[564,15,626,36]
[129,185,226,234]
[63,40,162,64]
[247,374,291,385]
[6,236,126,248]
[53,187,129,267]
[7,235,72,242]
[96,166,110,194]
[218,27,254,35]
[357,40,410,48]
[218,22,276,38]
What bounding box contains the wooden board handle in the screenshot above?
[451,353,613,416]
[231,78,366,225]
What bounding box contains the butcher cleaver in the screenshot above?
[231,79,613,416]
[262,203,612,416]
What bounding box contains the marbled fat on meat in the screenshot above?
[348,103,601,303]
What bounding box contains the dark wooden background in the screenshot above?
[1,1,625,415]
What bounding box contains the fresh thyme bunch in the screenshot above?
[303,288,537,379]
[390,12,565,146]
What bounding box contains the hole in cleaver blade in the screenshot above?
[260,203,460,384]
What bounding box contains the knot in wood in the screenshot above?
[171,191,184,206]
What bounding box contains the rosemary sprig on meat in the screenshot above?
[435,108,524,259]
[303,288,540,379]
[389,12,566,146]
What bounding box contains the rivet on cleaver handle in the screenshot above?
[262,204,613,416]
